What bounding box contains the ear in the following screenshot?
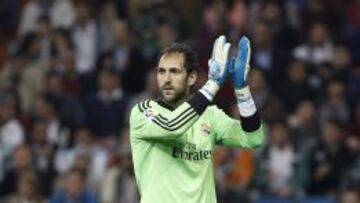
[187,71,198,86]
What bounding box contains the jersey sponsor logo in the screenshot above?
[172,142,212,161]
[172,147,212,161]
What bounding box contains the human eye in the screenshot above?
[157,68,166,74]
[170,68,181,74]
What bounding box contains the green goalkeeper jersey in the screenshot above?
[129,99,264,203]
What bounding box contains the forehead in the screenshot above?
[158,53,185,70]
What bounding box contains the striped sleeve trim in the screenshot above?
[138,99,198,131]
[137,99,151,112]
[153,104,197,131]
[152,112,198,131]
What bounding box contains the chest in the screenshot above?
[166,117,215,155]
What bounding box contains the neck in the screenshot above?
[159,93,189,111]
[161,97,186,109]
[159,88,191,110]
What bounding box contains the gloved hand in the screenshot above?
[229,36,256,117]
[208,35,231,86]
[200,35,231,101]
[230,36,251,89]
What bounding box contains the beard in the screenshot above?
[159,84,187,105]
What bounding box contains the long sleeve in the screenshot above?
[211,107,264,149]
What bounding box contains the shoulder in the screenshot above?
[131,99,153,113]
[204,105,226,116]
[203,105,233,125]
[130,98,157,120]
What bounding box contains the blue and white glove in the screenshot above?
[230,36,257,117]
[231,36,251,89]
[200,35,231,101]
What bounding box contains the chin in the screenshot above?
[161,93,177,103]
[162,95,175,103]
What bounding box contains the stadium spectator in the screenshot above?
[35,15,52,64]
[306,119,356,195]
[84,68,128,139]
[29,119,57,197]
[0,94,24,159]
[288,100,320,147]
[319,80,350,125]
[33,93,65,146]
[17,33,49,113]
[54,127,108,190]
[51,29,74,67]
[255,120,300,199]
[277,60,314,112]
[248,68,285,122]
[99,131,138,203]
[293,22,334,66]
[50,168,98,203]
[97,1,118,52]
[250,20,290,84]
[260,0,300,50]
[0,170,45,203]
[341,188,360,203]
[0,145,34,197]
[71,1,100,96]
[125,68,158,122]
[18,0,45,37]
[50,0,75,29]
[348,63,360,107]
[72,1,98,75]
[44,70,85,130]
[195,0,226,71]
[330,44,352,82]
[107,19,147,94]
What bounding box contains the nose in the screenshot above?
[164,72,172,83]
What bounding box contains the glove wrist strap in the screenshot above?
[234,86,257,117]
[199,80,220,101]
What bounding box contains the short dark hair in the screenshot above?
[158,43,199,74]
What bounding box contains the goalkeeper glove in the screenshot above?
[200,35,231,101]
[230,36,256,117]
[231,36,251,89]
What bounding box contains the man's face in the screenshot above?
[157,53,193,104]
[65,172,83,197]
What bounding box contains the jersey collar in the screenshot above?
[156,99,176,111]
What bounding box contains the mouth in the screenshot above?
[162,86,174,91]
[163,89,173,93]
[162,87,174,96]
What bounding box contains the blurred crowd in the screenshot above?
[0,0,359,203]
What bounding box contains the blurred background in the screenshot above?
[0,0,359,203]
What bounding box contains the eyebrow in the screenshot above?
[157,67,181,70]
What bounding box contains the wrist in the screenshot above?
[234,86,252,101]
[234,83,248,89]
[234,86,257,117]
[199,80,220,101]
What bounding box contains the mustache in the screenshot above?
[161,83,174,90]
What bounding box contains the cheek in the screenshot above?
[173,76,188,89]
[157,76,164,87]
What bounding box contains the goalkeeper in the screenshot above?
[129,35,264,203]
